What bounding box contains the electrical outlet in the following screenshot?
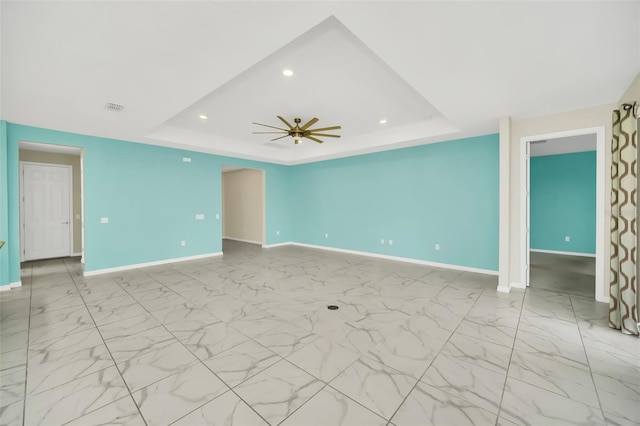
[435,243,440,250]
[325,233,329,239]
[565,236,570,242]
[215,214,220,219]
[100,217,109,224]
[389,239,393,246]
[276,230,280,236]
[181,241,186,247]
[380,238,385,244]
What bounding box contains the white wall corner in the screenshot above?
[498,116,511,292]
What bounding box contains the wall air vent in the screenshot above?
[104,102,125,112]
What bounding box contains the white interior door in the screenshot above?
[21,163,72,261]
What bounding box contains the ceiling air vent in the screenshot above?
[104,102,125,112]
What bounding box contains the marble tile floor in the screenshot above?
[529,251,595,298]
[0,240,638,425]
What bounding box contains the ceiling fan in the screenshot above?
[253,116,341,144]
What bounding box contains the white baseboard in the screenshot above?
[72,252,82,257]
[0,281,23,291]
[530,249,596,258]
[290,242,498,276]
[262,242,292,248]
[84,252,223,277]
[510,281,526,290]
[223,237,263,245]
[496,283,511,293]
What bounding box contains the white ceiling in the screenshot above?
[529,134,596,157]
[2,1,638,165]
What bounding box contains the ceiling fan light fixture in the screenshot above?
[282,68,294,77]
[294,136,302,144]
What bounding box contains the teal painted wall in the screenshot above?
[2,123,292,286]
[530,151,596,254]
[1,123,500,287]
[290,134,500,271]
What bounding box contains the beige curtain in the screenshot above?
[609,101,638,335]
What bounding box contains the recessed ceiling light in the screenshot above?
[199,114,208,120]
[379,119,387,124]
[282,69,294,77]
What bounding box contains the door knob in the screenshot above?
[62,221,70,225]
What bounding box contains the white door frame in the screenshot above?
[518,126,607,302]
[20,161,74,262]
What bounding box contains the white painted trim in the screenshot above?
[262,242,292,248]
[72,252,82,257]
[497,284,511,293]
[530,249,596,258]
[498,116,511,291]
[0,281,23,291]
[510,281,526,290]
[83,252,223,276]
[520,126,606,302]
[222,237,262,245]
[291,242,499,276]
[519,136,530,288]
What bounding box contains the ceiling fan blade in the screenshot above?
[277,116,294,129]
[307,125,341,132]
[308,133,341,138]
[253,122,289,131]
[301,117,319,130]
[270,135,291,142]
[252,131,288,134]
[305,135,324,144]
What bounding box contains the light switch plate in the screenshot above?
[195,214,205,220]
[100,217,109,224]
[215,214,220,219]
[182,157,192,163]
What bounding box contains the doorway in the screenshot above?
[19,142,84,262]
[221,166,266,252]
[519,127,606,302]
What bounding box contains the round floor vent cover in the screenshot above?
[327,305,339,310]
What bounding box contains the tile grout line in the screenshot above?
[20,262,33,426]
[63,258,149,426]
[383,280,502,424]
[569,296,608,421]
[113,264,274,426]
[493,287,527,424]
